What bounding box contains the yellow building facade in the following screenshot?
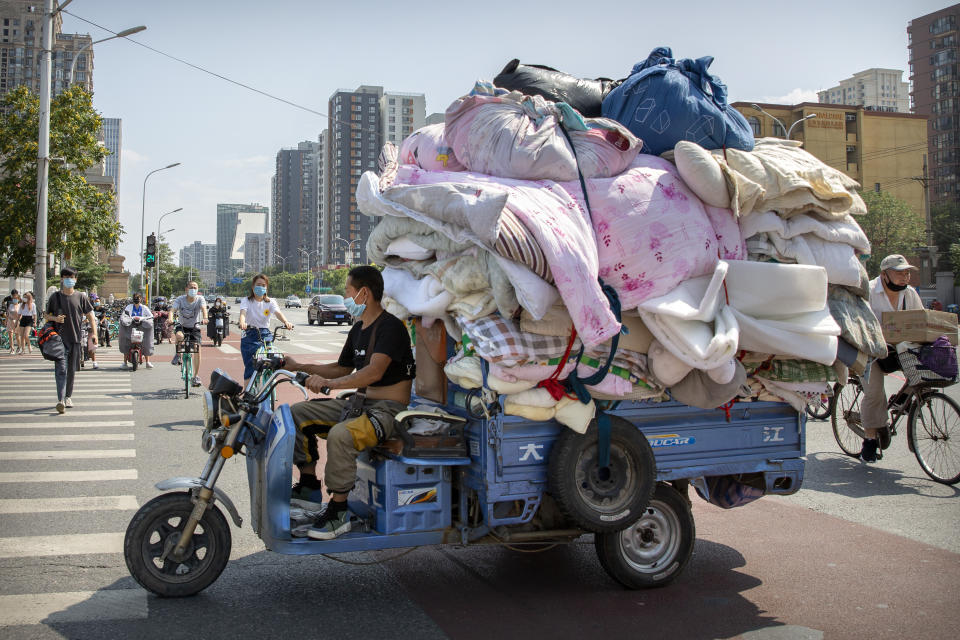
[731,102,929,217]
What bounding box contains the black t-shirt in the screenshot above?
[337,311,415,387]
[46,291,93,345]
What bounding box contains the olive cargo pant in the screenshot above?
[290,397,407,494]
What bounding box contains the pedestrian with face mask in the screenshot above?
[120,293,155,369]
[237,274,294,385]
[15,291,36,355]
[4,289,21,355]
[44,267,97,413]
[857,254,924,463]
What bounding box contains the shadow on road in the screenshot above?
[800,451,960,498]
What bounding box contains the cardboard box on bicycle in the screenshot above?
[881,310,959,345]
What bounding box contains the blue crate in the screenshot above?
[349,455,452,534]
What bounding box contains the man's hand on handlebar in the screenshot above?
[304,375,331,395]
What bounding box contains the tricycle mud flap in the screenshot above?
[155,476,243,527]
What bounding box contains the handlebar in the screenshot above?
[247,368,309,405]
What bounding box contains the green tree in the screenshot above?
[931,201,960,255]
[0,86,121,277]
[69,248,108,292]
[950,244,960,285]
[858,191,926,275]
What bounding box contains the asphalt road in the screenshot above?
[0,307,957,640]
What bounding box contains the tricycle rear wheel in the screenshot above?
[548,416,656,533]
[124,492,232,597]
[595,483,695,589]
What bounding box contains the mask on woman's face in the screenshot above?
[253,285,267,297]
[343,290,367,318]
[133,297,142,305]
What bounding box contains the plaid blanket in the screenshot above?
[459,314,578,366]
[751,358,837,383]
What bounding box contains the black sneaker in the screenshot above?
[859,438,879,464]
[290,482,325,510]
[171,355,181,366]
[307,503,351,540]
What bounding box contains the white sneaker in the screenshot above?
[64,397,73,408]
[121,361,129,370]
[145,362,154,369]
[92,361,99,369]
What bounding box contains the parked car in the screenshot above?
[285,295,302,309]
[235,297,242,304]
[307,294,350,325]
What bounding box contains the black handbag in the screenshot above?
[37,322,65,362]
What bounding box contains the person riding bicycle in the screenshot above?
[207,296,232,345]
[282,266,416,540]
[237,274,294,386]
[859,254,924,463]
[170,282,207,387]
[120,293,155,369]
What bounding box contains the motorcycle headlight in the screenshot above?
[201,391,217,430]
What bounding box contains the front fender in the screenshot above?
[155,477,243,527]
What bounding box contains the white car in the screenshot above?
[285,296,302,309]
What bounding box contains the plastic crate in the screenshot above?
[349,455,452,534]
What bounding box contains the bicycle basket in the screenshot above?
[130,329,144,343]
[898,340,958,388]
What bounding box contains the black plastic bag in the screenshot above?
[493,59,621,118]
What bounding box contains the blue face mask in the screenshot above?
[62,278,76,288]
[253,285,267,297]
[343,291,366,318]
[187,289,198,297]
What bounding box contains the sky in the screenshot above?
[57,0,951,276]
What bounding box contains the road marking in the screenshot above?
[0,392,133,398]
[0,433,134,442]
[0,420,135,429]
[0,589,149,626]
[0,469,137,483]
[0,532,125,559]
[286,341,329,353]
[0,495,139,513]
[217,343,240,354]
[2,401,131,409]
[0,410,134,418]
[0,449,136,460]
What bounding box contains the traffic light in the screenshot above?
[145,233,156,266]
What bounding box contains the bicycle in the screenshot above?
[247,325,290,410]
[804,392,831,420]
[174,324,202,399]
[830,355,960,485]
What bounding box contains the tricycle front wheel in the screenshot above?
[594,483,695,589]
[124,492,232,597]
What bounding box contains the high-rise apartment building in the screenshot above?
[101,117,121,202]
[818,69,910,112]
[243,233,272,274]
[0,1,93,98]
[272,141,320,272]
[326,86,382,266]
[216,203,268,285]
[317,130,329,265]
[908,4,959,205]
[380,91,425,147]
[179,241,217,288]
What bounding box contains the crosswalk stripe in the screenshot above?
[0,532,125,559]
[0,433,134,442]
[0,375,131,381]
[0,496,139,513]
[287,341,327,353]
[0,410,134,418]
[217,343,240,354]
[0,391,133,397]
[0,589,149,626]
[0,449,136,461]
[0,420,135,429]
[2,401,131,409]
[0,469,137,483]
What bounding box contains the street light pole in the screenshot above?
[786,113,817,140]
[335,236,358,266]
[154,207,182,300]
[139,163,180,294]
[750,104,787,139]
[68,25,146,89]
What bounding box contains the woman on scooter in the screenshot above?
[120,293,155,369]
[206,296,230,346]
[237,274,294,385]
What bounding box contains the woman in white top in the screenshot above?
[5,290,20,355]
[238,273,294,384]
[15,291,36,355]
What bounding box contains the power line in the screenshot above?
[63,10,382,137]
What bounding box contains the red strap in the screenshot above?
[537,325,578,401]
[718,398,738,422]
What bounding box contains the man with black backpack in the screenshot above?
[44,267,98,414]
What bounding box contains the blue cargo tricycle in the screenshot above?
[124,353,805,597]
